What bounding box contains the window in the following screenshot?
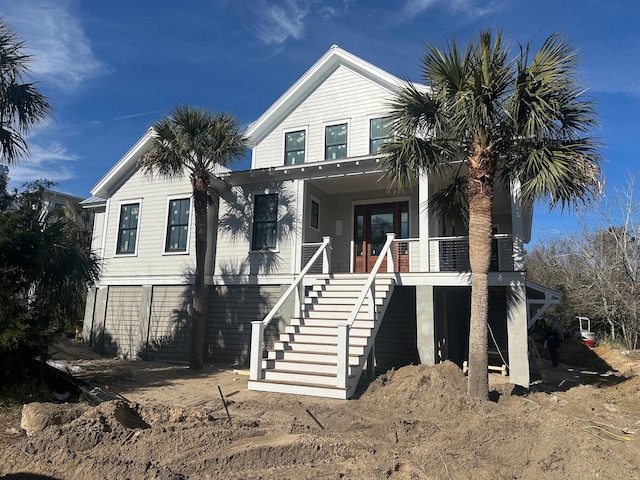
[252,194,278,250]
[165,198,190,253]
[370,117,393,154]
[116,203,139,255]
[284,130,305,165]
[325,123,347,160]
[310,199,319,229]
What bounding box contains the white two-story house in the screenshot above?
[82,45,560,399]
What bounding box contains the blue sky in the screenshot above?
[3,0,639,243]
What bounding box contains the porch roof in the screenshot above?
[222,154,393,194]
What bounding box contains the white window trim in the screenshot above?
[249,189,281,253]
[162,194,193,255]
[282,126,308,166]
[323,118,351,160]
[367,113,393,155]
[309,195,321,231]
[114,198,143,257]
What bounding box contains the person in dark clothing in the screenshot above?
[546,328,561,368]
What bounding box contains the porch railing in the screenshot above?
[249,236,332,381]
[428,234,514,272]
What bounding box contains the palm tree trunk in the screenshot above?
[190,177,209,369]
[466,151,495,400]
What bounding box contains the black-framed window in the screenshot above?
[252,194,278,250]
[116,203,139,255]
[165,198,190,252]
[325,123,347,160]
[370,117,393,154]
[284,130,305,165]
[310,199,319,229]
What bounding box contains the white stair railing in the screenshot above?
[249,236,332,381]
[337,232,395,388]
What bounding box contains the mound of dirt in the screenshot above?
[2,344,640,479]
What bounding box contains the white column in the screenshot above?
[507,280,529,387]
[419,173,430,272]
[510,179,525,271]
[249,321,265,381]
[337,323,349,389]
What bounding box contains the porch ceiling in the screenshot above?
[309,171,391,194]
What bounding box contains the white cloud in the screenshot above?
[253,0,310,45]
[7,141,78,187]
[398,0,498,23]
[4,0,105,88]
[251,0,353,46]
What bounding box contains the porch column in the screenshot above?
[510,179,525,271]
[507,280,529,387]
[416,285,435,365]
[418,173,430,272]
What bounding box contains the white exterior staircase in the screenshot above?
[248,273,396,399]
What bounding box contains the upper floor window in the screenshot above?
[325,123,347,160]
[370,117,393,154]
[252,193,278,250]
[116,203,139,255]
[284,130,305,165]
[165,198,190,253]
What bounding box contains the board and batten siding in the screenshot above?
[101,286,143,358]
[146,285,192,362]
[214,181,298,276]
[206,284,282,365]
[374,287,419,371]
[102,167,195,278]
[253,65,395,168]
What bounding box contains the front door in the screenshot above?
[354,201,408,273]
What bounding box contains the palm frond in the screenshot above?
[140,105,247,182]
[429,175,469,229]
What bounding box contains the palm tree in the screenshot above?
[140,105,247,369]
[383,30,602,399]
[0,21,51,163]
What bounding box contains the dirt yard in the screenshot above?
[1,337,639,479]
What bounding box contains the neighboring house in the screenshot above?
[82,45,560,398]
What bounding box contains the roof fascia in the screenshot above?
[91,128,155,198]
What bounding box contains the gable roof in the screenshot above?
[90,128,155,199]
[245,45,408,148]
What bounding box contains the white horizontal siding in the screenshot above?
[254,65,394,168]
[215,181,299,276]
[102,167,196,279]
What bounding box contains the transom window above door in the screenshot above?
[325,123,347,160]
[284,130,305,165]
[370,117,393,154]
